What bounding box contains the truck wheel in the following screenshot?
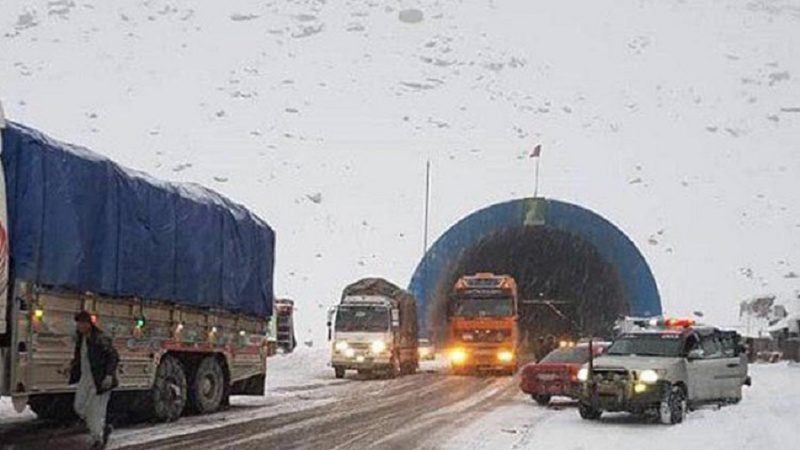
[189,357,225,414]
[451,366,468,376]
[28,394,77,422]
[334,367,346,379]
[578,403,602,420]
[533,395,551,406]
[659,385,686,425]
[388,356,401,379]
[152,355,187,422]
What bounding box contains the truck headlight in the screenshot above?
[335,341,350,352]
[497,350,514,363]
[449,348,468,365]
[371,340,388,354]
[639,369,659,384]
[577,368,589,382]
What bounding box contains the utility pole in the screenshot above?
[423,160,431,256]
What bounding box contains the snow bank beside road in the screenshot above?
[444,363,799,450]
[0,399,34,423]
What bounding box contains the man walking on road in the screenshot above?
[70,311,119,449]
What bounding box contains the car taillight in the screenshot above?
[569,367,578,381]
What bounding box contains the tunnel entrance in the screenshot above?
[427,226,628,347]
[409,198,661,346]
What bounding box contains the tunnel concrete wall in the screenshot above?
[408,198,661,337]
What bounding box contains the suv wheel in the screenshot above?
[659,385,687,425]
[533,395,551,406]
[578,402,602,420]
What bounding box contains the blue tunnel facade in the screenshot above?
[408,198,661,339]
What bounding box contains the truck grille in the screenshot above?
[461,329,510,343]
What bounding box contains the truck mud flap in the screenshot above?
[231,373,265,396]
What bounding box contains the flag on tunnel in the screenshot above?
[530,144,542,158]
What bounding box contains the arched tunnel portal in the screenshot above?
[409,198,661,347]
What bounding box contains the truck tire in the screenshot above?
[659,385,686,425]
[151,355,187,422]
[28,394,77,422]
[388,356,401,379]
[189,357,225,414]
[451,366,468,376]
[578,402,602,420]
[533,394,551,406]
[334,367,346,379]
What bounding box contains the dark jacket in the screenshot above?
[69,327,120,394]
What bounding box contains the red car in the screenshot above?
[520,342,609,406]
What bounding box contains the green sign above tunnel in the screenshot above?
[408,198,661,340]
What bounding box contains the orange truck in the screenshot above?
[446,273,519,375]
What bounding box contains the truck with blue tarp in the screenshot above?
[0,104,275,422]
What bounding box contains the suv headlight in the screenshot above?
[335,341,349,352]
[371,340,388,354]
[639,369,660,384]
[577,368,589,382]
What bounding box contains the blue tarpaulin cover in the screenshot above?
[1,122,274,318]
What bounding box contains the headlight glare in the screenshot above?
[371,340,388,354]
[335,341,349,351]
[577,368,589,382]
[497,350,514,362]
[639,369,659,384]
[449,348,468,365]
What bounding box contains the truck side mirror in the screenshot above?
[391,308,400,328]
[327,307,336,341]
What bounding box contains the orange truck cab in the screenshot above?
[446,273,519,375]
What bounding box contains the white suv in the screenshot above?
[578,323,749,425]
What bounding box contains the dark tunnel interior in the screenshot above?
[428,226,629,347]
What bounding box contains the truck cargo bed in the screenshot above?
[0,123,274,317]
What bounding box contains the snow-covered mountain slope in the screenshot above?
[1,0,798,343]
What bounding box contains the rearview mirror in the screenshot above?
[687,349,703,360]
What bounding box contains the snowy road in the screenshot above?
[1,372,517,449]
[2,353,798,450]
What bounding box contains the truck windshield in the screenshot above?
[335,307,389,332]
[453,298,513,318]
[607,334,684,357]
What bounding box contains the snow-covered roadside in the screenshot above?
[0,398,34,424]
[443,363,799,450]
